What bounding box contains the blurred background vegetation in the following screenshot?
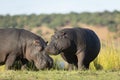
[0,10,120,32]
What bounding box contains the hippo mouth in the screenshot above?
[48,49,61,55]
[45,46,62,55]
[35,58,52,70]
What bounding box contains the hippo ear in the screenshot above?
[33,40,43,51]
[33,40,40,46]
[60,31,67,38]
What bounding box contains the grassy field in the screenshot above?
[0,70,120,80]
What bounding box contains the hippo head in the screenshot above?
[45,30,72,55]
[33,50,53,70]
[26,40,53,70]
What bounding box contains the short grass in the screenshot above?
[0,70,120,80]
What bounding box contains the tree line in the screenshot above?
[0,10,120,32]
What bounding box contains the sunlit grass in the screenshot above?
[0,65,5,71]
[97,47,120,70]
[90,41,120,70]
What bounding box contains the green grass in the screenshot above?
[0,70,120,80]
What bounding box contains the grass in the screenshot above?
[90,41,120,70]
[0,70,120,80]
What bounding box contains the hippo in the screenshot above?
[45,27,100,70]
[0,28,53,70]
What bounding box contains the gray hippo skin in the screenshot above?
[0,28,53,70]
[45,27,100,70]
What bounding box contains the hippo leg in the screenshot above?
[77,51,90,70]
[68,63,74,70]
[21,59,28,70]
[5,54,16,70]
[68,63,78,70]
